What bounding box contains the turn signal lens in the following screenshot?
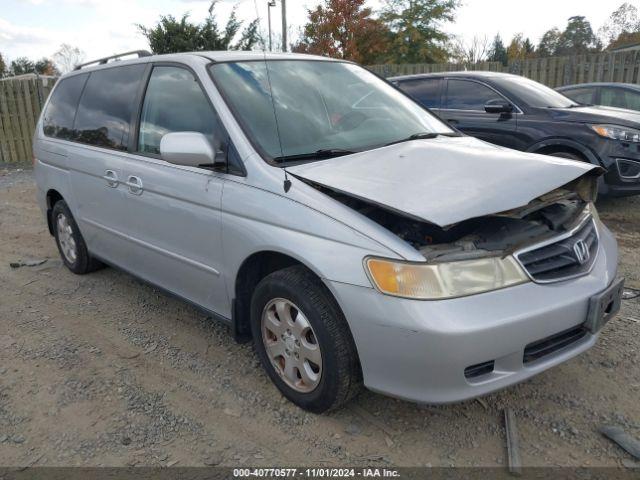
[365,256,529,300]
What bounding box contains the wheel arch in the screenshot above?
[526,138,601,166]
[45,189,65,235]
[232,250,344,344]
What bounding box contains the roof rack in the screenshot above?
[74,50,152,70]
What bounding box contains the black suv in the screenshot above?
[391,71,640,196]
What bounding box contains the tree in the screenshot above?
[523,37,535,56]
[138,1,260,54]
[35,58,60,76]
[537,27,562,57]
[451,35,489,65]
[556,16,599,55]
[487,34,508,65]
[608,30,640,50]
[9,57,35,76]
[292,0,390,64]
[0,52,6,78]
[53,44,86,73]
[598,2,640,48]
[506,33,526,62]
[381,0,460,64]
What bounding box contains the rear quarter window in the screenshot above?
[42,74,88,140]
[73,64,146,151]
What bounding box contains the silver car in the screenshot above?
[34,51,623,412]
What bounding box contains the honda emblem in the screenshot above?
[573,239,590,265]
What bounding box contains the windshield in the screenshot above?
[493,76,578,109]
[210,60,454,162]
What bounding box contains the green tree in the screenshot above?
[0,52,6,78]
[34,58,60,76]
[537,27,561,56]
[381,0,460,64]
[10,57,35,75]
[138,1,260,54]
[523,37,535,56]
[293,0,391,64]
[556,16,599,55]
[487,34,508,65]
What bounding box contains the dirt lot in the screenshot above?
[0,165,639,469]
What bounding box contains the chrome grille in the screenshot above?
[515,217,598,283]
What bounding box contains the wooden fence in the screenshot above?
[0,76,56,164]
[368,50,640,87]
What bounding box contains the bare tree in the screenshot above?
[451,35,489,65]
[53,44,86,73]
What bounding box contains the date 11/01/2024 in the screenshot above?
[233,468,401,478]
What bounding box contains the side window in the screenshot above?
[138,66,219,155]
[622,90,640,111]
[398,78,442,109]
[74,64,145,151]
[42,74,88,140]
[445,79,504,111]
[601,88,640,111]
[562,87,595,105]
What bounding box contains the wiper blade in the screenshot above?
[273,148,356,163]
[384,132,461,147]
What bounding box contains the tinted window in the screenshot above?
[601,87,640,111]
[561,87,595,105]
[42,74,88,140]
[399,78,442,108]
[74,64,145,150]
[492,76,576,108]
[445,79,504,110]
[138,66,219,155]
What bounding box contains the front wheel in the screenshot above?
[250,266,362,413]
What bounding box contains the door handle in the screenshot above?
[446,119,459,124]
[102,170,119,188]
[125,175,143,195]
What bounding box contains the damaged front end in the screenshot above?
[310,173,600,299]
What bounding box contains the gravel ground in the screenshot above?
[0,166,639,469]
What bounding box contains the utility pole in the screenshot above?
[281,0,287,52]
[267,1,276,51]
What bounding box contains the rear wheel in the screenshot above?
[250,265,362,413]
[52,200,104,274]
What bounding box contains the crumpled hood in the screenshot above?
[286,136,599,227]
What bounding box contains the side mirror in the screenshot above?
[160,132,225,168]
[484,101,513,114]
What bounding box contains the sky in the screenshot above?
[0,0,633,66]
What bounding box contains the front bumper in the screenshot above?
[597,141,640,196]
[329,222,619,404]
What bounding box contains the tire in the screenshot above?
[250,265,362,413]
[51,200,104,274]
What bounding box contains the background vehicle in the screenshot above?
[392,72,640,196]
[34,52,621,413]
[557,82,640,112]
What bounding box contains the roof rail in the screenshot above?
[74,50,152,70]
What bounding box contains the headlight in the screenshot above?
[365,256,529,300]
[590,124,640,143]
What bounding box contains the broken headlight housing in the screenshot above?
[590,124,640,143]
[365,256,529,300]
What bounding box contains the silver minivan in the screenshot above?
[34,51,623,412]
